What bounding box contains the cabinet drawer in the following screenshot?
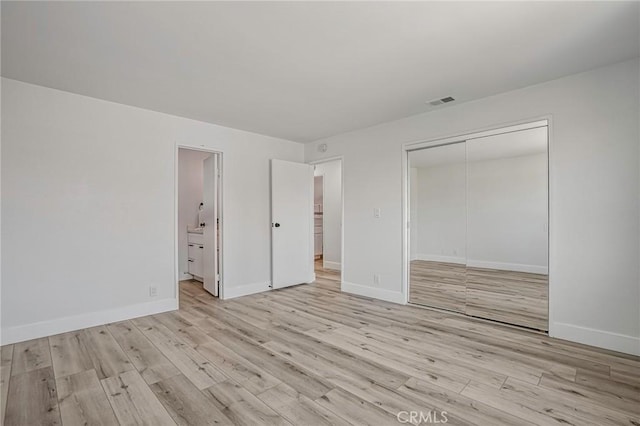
[188,258,203,278]
[188,244,204,260]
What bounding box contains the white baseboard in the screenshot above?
[551,322,640,356]
[323,261,341,271]
[466,259,548,274]
[414,254,466,264]
[179,272,193,281]
[222,281,271,300]
[413,255,548,274]
[341,281,404,304]
[1,298,178,346]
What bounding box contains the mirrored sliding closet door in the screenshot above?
[409,142,467,313]
[408,123,549,330]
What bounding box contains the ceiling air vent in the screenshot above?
[427,96,455,106]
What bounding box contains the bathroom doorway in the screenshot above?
[176,146,223,299]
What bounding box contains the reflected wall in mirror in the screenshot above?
[409,142,466,312]
[408,123,549,331]
[465,127,548,330]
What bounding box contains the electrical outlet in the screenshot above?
[373,274,381,285]
[149,285,158,297]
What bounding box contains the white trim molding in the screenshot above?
[551,322,640,356]
[341,281,405,304]
[1,298,178,346]
[466,260,548,275]
[414,254,466,265]
[222,281,271,300]
[412,257,548,274]
[323,260,342,271]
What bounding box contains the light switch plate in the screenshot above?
[374,208,381,218]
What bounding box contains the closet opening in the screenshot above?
[310,158,344,284]
[403,120,549,331]
[176,146,223,300]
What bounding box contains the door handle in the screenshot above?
[273,223,281,228]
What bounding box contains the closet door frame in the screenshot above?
[401,116,553,330]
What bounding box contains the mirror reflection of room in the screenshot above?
[409,142,467,313]
[465,127,548,330]
[409,124,549,330]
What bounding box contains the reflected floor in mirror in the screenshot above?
[465,266,548,331]
[410,260,548,331]
[409,261,467,313]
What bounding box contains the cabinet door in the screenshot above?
[188,244,199,260]
[188,245,204,278]
[194,245,204,277]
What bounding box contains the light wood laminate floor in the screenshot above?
[410,260,549,330]
[2,268,638,425]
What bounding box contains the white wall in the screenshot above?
[305,59,640,355]
[177,149,210,279]
[314,160,342,270]
[467,153,548,273]
[1,78,303,344]
[413,161,467,264]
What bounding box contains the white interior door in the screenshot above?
[271,159,314,289]
[202,154,218,296]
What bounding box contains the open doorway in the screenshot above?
[311,158,343,283]
[177,147,222,298]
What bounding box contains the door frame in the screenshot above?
[308,156,345,286]
[401,116,553,330]
[174,144,224,303]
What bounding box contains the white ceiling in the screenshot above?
[2,2,638,143]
